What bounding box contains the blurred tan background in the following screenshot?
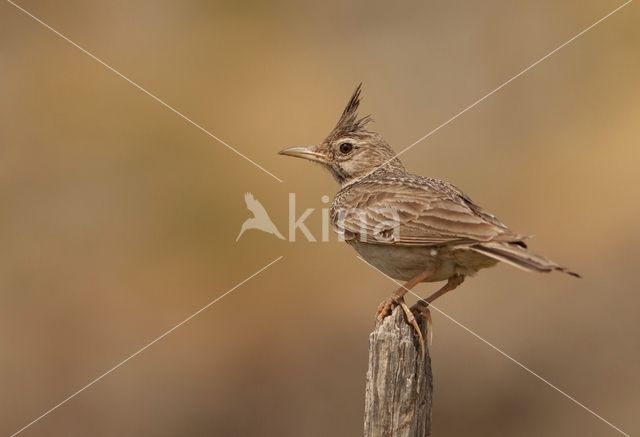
[1,0,639,436]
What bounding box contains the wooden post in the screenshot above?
[364,306,432,437]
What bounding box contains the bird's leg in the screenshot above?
[411,274,465,319]
[376,268,436,359]
[410,275,465,353]
[376,268,434,322]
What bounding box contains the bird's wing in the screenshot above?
[332,178,522,246]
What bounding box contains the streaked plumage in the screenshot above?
[331,172,578,280]
[280,84,579,327]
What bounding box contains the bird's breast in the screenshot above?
[351,241,497,282]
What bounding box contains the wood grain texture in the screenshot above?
[364,307,432,437]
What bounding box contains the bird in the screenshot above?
[279,85,579,350]
[236,192,285,242]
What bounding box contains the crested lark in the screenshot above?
[280,85,579,342]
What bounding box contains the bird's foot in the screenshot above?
[376,296,426,360]
[411,301,433,348]
[404,303,426,360]
[411,300,429,318]
[376,296,400,322]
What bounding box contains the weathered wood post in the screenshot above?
[364,306,432,437]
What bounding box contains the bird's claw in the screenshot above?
[403,303,426,360]
[376,296,427,360]
[376,296,400,322]
[411,301,433,348]
[411,300,428,319]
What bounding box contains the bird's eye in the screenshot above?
[339,143,354,154]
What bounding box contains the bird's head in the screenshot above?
[279,84,405,186]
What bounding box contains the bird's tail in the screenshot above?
[470,241,581,278]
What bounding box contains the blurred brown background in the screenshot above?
[1,0,638,436]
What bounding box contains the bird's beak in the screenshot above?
[278,146,327,164]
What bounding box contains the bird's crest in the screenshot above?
[331,83,373,137]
